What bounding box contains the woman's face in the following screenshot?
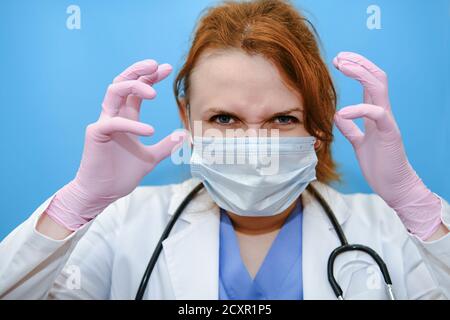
[186,49,309,137]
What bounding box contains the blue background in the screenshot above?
[1,0,448,240]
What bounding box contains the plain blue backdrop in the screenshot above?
[0,0,448,240]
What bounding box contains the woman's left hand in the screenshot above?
[332,52,445,240]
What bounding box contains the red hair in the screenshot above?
[174,0,339,183]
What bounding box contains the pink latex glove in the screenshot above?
[46,60,187,231]
[333,52,442,240]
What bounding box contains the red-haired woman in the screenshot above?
[1,0,448,300]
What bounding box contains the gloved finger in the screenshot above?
[363,88,372,105]
[101,80,156,117]
[113,59,159,83]
[92,117,154,139]
[121,64,174,120]
[333,52,390,110]
[138,63,173,86]
[334,112,364,147]
[333,52,388,84]
[337,104,394,132]
[145,130,189,164]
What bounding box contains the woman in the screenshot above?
[0,0,448,300]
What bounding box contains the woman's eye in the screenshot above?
[273,115,299,125]
[210,114,235,125]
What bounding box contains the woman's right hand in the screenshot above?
[43,60,187,232]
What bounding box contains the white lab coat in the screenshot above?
[0,178,449,300]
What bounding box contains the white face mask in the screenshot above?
[190,135,318,216]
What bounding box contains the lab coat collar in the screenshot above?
[301,181,355,299]
[163,204,220,299]
[167,178,216,223]
[303,180,352,228]
[164,178,354,300]
[163,178,220,299]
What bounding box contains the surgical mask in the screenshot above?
[190,135,318,216]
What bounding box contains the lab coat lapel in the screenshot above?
[302,181,357,300]
[163,179,220,299]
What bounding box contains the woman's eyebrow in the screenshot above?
[203,107,240,118]
[202,107,303,120]
[270,107,304,117]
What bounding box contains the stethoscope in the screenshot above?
[135,183,396,300]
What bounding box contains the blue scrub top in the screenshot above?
[219,199,303,300]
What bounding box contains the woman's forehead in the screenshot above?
[189,49,302,113]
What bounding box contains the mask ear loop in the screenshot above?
[186,103,194,145]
